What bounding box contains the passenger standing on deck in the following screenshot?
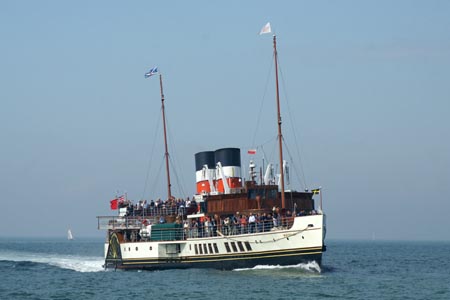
[235,213,241,234]
[248,213,256,233]
[258,213,266,232]
[223,217,230,235]
[190,219,198,238]
[183,220,189,239]
[240,215,248,234]
[265,213,272,231]
[150,200,155,215]
[204,217,211,237]
[230,214,238,235]
[214,214,221,235]
[211,215,218,236]
[198,218,204,238]
[273,207,279,227]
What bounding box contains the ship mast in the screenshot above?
[273,35,286,209]
[159,74,172,200]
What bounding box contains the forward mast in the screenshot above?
[158,74,172,200]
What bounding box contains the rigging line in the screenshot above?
[260,145,269,163]
[251,52,274,148]
[277,58,308,189]
[259,135,278,148]
[267,134,278,165]
[149,154,166,199]
[168,155,187,198]
[282,137,306,191]
[165,117,186,198]
[243,135,278,151]
[165,117,188,198]
[142,107,162,200]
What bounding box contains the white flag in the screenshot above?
[259,22,272,35]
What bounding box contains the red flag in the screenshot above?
[248,149,257,155]
[110,199,118,210]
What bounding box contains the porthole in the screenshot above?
[136,247,138,251]
[149,246,152,250]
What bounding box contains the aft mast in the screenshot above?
[159,74,172,200]
[273,34,286,209]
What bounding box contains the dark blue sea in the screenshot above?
[0,238,449,300]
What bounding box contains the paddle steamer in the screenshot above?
[97,26,326,270]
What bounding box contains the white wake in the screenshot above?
[0,250,104,272]
[233,261,321,273]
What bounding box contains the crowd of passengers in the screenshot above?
[181,208,318,238]
[119,197,318,220]
[125,208,318,242]
[119,197,198,217]
[118,197,319,240]
[183,211,287,238]
[133,209,319,241]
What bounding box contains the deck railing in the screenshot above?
[97,215,303,242]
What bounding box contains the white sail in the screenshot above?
[67,229,74,240]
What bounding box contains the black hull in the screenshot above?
[105,248,324,271]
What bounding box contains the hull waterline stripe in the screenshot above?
[120,247,323,265]
[120,245,323,262]
[122,251,323,265]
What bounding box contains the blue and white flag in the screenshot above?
[145,67,158,78]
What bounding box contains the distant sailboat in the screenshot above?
[68,229,74,240]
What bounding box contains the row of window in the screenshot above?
[123,246,154,252]
[123,241,254,255]
[123,246,142,252]
[192,243,219,255]
[224,241,253,253]
[191,241,253,255]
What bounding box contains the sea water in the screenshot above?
[0,238,449,300]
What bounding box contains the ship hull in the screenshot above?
[106,249,323,271]
[103,215,326,271]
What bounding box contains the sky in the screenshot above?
[1,0,449,241]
